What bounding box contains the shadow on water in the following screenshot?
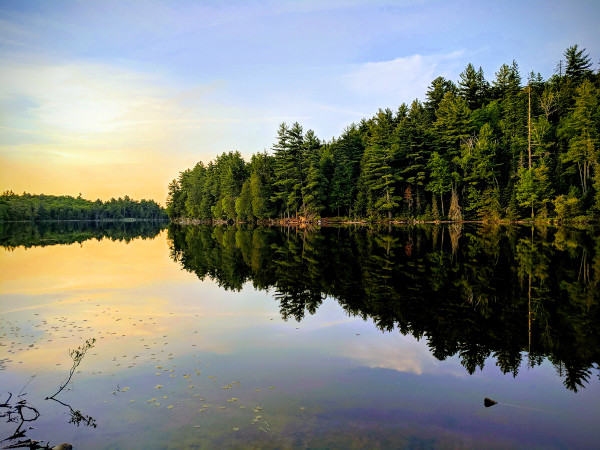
[0,221,167,250]
[167,222,600,393]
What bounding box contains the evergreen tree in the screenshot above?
[458,63,489,110]
[329,125,364,216]
[425,76,457,119]
[427,152,452,217]
[562,80,599,198]
[249,152,276,219]
[235,179,253,221]
[358,109,398,218]
[459,124,500,218]
[564,45,593,81]
[392,100,432,216]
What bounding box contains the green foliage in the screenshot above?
[427,152,451,217]
[458,63,490,110]
[168,44,600,223]
[1,192,167,222]
[515,165,553,219]
[235,179,253,221]
[564,44,593,81]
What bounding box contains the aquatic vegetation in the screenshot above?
[46,338,96,400]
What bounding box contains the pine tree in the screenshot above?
[564,45,593,81]
[425,76,457,119]
[434,93,474,159]
[458,63,489,110]
[358,110,398,218]
[459,124,499,217]
[249,152,275,219]
[303,150,328,218]
[235,179,253,220]
[329,125,364,216]
[392,100,432,216]
[563,80,599,197]
[427,152,452,217]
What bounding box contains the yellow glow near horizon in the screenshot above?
[0,60,249,204]
[0,144,189,204]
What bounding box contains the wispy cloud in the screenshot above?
[342,51,465,106]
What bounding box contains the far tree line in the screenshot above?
[0,192,168,221]
[167,45,600,222]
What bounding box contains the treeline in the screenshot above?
[0,192,168,222]
[168,223,600,392]
[167,45,600,222]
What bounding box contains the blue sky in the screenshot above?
[1,0,599,202]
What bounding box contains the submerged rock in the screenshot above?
[484,397,498,407]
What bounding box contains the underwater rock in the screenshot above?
[484,397,497,407]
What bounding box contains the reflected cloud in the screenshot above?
[342,335,465,377]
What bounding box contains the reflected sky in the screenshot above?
[1,229,599,448]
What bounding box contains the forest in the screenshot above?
[0,192,168,222]
[168,223,600,393]
[167,45,600,223]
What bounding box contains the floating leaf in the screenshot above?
[167,405,174,409]
[155,385,163,389]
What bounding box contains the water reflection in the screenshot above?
[168,223,600,393]
[0,220,167,250]
[1,340,96,450]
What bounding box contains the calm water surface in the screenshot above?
[0,222,599,448]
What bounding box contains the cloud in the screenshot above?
[0,58,281,201]
[0,62,184,137]
[342,51,464,106]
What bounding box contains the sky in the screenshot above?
[1,0,599,204]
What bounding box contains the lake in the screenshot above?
[1,221,599,449]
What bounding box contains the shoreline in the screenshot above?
[171,217,598,227]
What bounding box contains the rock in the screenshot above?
[484,397,497,407]
[52,444,73,450]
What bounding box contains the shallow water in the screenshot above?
[1,222,599,448]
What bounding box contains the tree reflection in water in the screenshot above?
[168,223,600,392]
